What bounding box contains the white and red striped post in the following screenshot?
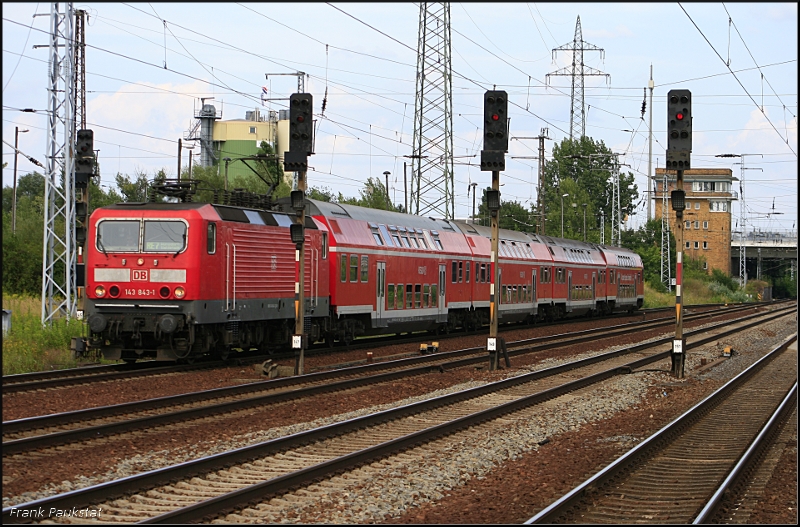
[672,170,685,378]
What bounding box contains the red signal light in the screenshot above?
[676,112,684,120]
[297,115,305,123]
[492,114,499,121]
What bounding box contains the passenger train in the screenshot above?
[82,196,644,362]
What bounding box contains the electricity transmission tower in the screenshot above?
[410,2,454,219]
[42,2,78,325]
[610,155,621,246]
[546,16,609,140]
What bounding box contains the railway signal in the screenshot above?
[75,129,94,187]
[666,89,691,170]
[285,93,313,172]
[481,90,508,171]
[666,89,691,379]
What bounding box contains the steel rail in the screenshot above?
[0,302,747,393]
[2,308,791,523]
[524,333,798,524]
[693,381,798,524]
[3,305,792,455]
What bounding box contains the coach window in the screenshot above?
[431,284,438,306]
[410,236,420,248]
[458,261,463,283]
[466,262,471,283]
[431,231,443,250]
[480,263,486,283]
[371,228,384,246]
[414,284,421,308]
[423,284,430,307]
[340,254,348,282]
[322,232,328,259]
[406,284,413,308]
[350,255,359,282]
[451,261,458,283]
[610,270,615,284]
[418,235,428,249]
[361,255,369,282]
[388,285,396,309]
[401,234,411,248]
[207,222,216,254]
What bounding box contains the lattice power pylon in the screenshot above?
[610,155,621,247]
[660,171,672,291]
[42,2,77,325]
[546,16,609,140]
[410,2,454,219]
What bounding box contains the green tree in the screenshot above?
[114,170,152,202]
[620,219,676,290]
[541,137,638,241]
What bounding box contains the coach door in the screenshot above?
[567,270,573,313]
[375,261,387,328]
[438,264,447,321]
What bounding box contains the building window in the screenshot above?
[694,221,700,229]
[694,241,700,249]
[686,241,691,249]
[710,201,729,212]
[249,126,256,134]
[695,202,700,210]
[703,221,708,229]
[685,202,691,210]
[703,241,708,249]
[703,261,708,270]
[685,221,691,229]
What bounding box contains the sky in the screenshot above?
[3,2,797,235]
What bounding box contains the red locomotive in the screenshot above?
[82,194,643,362]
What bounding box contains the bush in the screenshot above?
[711,268,738,292]
[2,294,85,375]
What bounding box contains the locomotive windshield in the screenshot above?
[143,220,187,252]
[97,220,140,252]
[96,219,187,253]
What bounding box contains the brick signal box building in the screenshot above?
[654,168,738,275]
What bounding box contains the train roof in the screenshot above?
[295,199,464,235]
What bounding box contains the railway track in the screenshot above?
[2,303,782,456]
[526,335,797,524]
[2,305,793,523]
[0,303,732,394]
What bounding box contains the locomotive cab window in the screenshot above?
[207,222,216,254]
[98,220,140,252]
[144,220,187,253]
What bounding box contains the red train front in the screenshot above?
[84,200,329,362]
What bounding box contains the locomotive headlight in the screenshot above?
[95,285,106,297]
[174,286,186,299]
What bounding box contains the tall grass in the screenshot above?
[2,294,85,375]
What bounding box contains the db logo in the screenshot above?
[132,270,149,281]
